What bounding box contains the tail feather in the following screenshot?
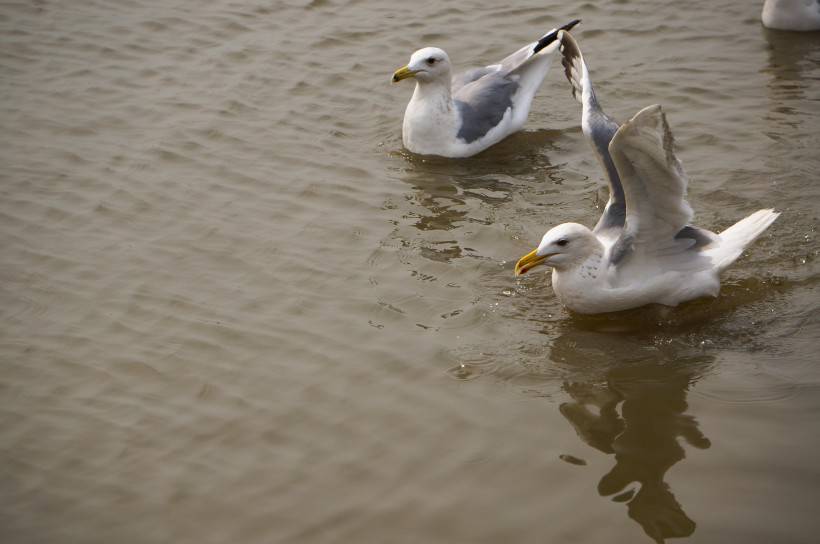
[705,209,780,272]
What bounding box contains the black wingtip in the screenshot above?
[532,19,581,55]
[563,19,581,33]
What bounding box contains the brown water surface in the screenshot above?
[1,1,819,543]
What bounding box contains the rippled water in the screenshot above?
[1,1,819,542]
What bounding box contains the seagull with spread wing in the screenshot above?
[514,31,779,314]
[391,19,580,158]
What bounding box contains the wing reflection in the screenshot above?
[552,326,712,543]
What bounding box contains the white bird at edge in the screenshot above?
[762,0,820,31]
[513,31,780,315]
[391,19,580,158]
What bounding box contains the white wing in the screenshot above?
[607,105,697,265]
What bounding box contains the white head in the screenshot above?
[392,47,452,84]
[515,223,601,275]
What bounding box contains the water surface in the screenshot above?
[1,1,819,542]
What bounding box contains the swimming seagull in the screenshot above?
[391,19,580,158]
[513,32,780,314]
[762,0,820,31]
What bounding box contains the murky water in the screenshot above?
[1,1,819,542]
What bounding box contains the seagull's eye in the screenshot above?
[426,57,436,65]
[556,239,569,247]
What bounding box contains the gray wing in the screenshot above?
[453,74,518,143]
[559,30,625,235]
[450,20,580,145]
[607,105,718,269]
[452,66,497,93]
[587,114,625,234]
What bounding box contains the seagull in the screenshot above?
[762,0,820,31]
[513,32,780,314]
[391,19,580,158]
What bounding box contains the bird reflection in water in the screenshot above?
[551,322,713,543]
[390,130,564,263]
[762,26,820,128]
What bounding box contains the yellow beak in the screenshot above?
[392,65,418,83]
[514,249,548,276]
